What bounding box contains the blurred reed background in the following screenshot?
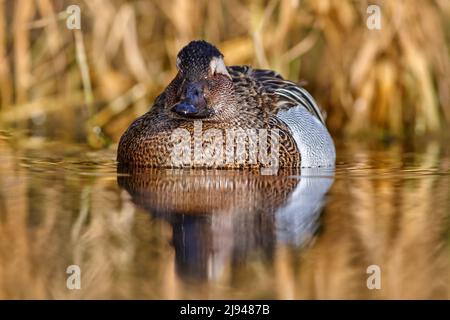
[0,0,449,147]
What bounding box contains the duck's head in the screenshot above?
[165,40,235,121]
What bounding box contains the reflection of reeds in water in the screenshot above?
[0,0,449,145]
[293,142,450,299]
[1,136,449,299]
[0,138,139,299]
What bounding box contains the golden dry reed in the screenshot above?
[0,0,449,146]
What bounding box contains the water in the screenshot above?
[0,132,449,299]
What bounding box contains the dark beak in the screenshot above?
[171,81,207,118]
[171,102,198,116]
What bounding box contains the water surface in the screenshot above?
[0,132,449,299]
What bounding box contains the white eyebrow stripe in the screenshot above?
[209,56,231,79]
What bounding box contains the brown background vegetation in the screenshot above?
[0,0,449,146]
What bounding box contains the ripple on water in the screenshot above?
[0,136,449,299]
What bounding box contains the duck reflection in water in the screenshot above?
[117,167,334,281]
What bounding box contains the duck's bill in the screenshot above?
[172,102,198,116]
[171,102,214,119]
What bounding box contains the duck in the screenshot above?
[117,40,335,169]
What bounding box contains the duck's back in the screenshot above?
[228,66,336,168]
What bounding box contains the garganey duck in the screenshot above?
[117,40,335,169]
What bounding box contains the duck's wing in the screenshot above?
[229,65,335,168]
[228,66,326,124]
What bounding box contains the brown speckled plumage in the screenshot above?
[118,40,333,168]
